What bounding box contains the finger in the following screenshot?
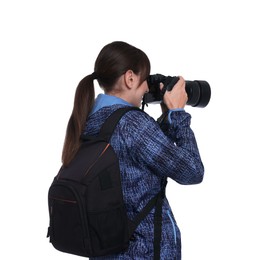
[177,76,185,86]
[159,82,164,90]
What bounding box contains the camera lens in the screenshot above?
[185,80,211,108]
[144,74,211,108]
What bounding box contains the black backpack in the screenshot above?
[47,107,166,258]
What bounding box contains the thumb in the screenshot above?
[159,82,164,90]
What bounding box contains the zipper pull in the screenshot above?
[47,227,50,238]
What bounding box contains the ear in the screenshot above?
[124,70,136,89]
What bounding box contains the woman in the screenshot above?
[62,41,204,259]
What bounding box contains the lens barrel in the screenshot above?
[185,80,211,108]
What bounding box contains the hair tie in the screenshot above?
[91,72,98,79]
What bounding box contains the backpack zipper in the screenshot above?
[84,143,110,176]
[49,196,77,204]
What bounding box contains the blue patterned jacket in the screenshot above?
[85,94,204,260]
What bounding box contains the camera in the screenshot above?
[143,74,211,108]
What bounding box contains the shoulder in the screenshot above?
[121,108,156,129]
[85,105,158,138]
[115,108,161,143]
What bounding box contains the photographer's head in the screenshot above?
[92,41,151,107]
[94,41,150,101]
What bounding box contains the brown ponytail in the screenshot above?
[61,41,150,166]
[62,75,95,166]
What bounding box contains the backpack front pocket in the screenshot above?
[87,205,129,255]
[48,183,89,256]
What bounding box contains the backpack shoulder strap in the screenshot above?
[98,106,142,142]
[128,178,167,260]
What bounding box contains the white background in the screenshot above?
[1,0,259,259]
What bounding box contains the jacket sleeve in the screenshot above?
[122,110,204,185]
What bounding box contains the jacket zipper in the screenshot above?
[167,210,177,245]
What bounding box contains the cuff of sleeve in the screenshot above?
[168,109,185,124]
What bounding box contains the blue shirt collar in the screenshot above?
[90,94,132,115]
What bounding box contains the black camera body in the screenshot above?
[143,74,211,108]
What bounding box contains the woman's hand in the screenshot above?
[161,76,188,110]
